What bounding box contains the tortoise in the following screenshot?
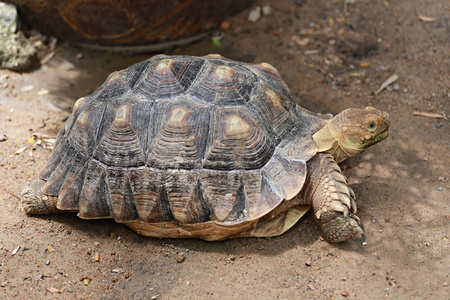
[22,54,390,242]
[5,0,254,52]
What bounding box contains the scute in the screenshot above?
[39,54,325,235]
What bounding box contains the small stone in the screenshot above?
[362,242,368,246]
[1,280,7,287]
[436,186,442,191]
[45,260,50,265]
[305,257,312,266]
[11,245,20,255]
[94,241,100,246]
[0,134,6,142]
[262,5,272,15]
[186,281,191,286]
[220,21,230,31]
[393,83,400,91]
[248,6,261,22]
[176,253,185,263]
[443,282,448,287]
[341,291,349,296]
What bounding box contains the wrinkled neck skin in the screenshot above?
[312,121,362,163]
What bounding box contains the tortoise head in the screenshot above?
[313,107,390,163]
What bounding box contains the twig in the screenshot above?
[418,15,438,22]
[413,111,447,120]
[374,74,398,95]
[2,187,21,200]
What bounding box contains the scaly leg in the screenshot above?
[302,153,363,242]
[21,178,60,214]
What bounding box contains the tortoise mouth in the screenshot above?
[370,126,389,145]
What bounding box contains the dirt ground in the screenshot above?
[0,0,448,299]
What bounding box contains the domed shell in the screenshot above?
[39,54,325,229]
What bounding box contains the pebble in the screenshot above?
[94,241,100,246]
[186,249,195,254]
[362,242,368,246]
[436,186,442,191]
[262,5,272,16]
[393,83,400,91]
[248,6,261,22]
[0,134,6,142]
[11,245,20,256]
[45,260,50,265]
[220,21,230,31]
[305,257,312,266]
[176,253,185,263]
[341,290,349,296]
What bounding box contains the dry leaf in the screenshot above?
[413,111,446,119]
[37,89,50,96]
[375,74,398,95]
[46,287,60,294]
[15,147,28,155]
[47,245,55,252]
[418,15,438,22]
[11,246,20,256]
[21,85,34,92]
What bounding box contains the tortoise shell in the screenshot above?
[39,54,327,239]
[6,0,253,51]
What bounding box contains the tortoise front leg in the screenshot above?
[22,178,60,214]
[302,153,363,242]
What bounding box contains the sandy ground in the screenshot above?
[0,0,448,299]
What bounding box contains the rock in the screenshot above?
[0,2,36,71]
[341,290,349,296]
[248,6,261,22]
[0,3,18,34]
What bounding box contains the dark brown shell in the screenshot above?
[39,54,326,226]
[6,0,253,50]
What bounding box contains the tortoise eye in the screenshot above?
[368,122,376,131]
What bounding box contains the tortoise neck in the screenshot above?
[312,121,351,163]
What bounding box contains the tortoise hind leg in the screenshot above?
[303,153,363,242]
[243,205,310,238]
[21,178,60,214]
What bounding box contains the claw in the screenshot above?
[315,210,322,219]
[351,198,357,213]
[349,187,356,199]
[330,201,349,216]
[338,193,353,212]
[352,214,361,223]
